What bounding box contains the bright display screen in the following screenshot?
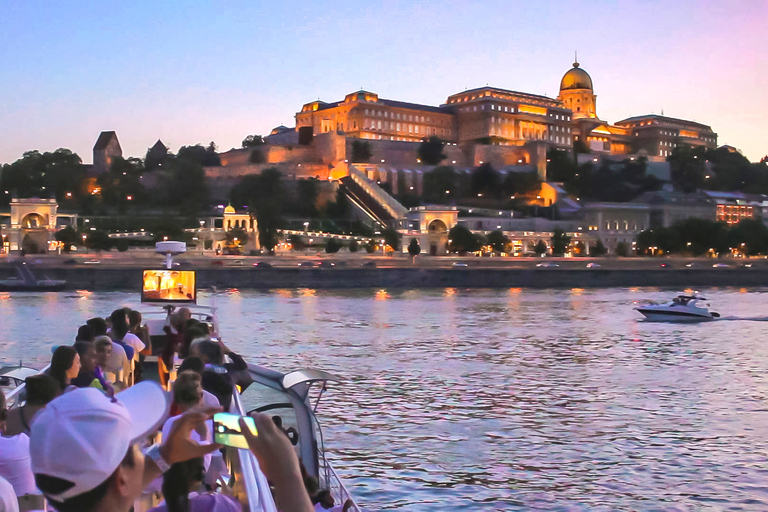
[141,270,196,303]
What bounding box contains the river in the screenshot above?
[2,287,768,510]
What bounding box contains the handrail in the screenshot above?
[4,364,50,406]
[231,387,278,512]
[348,166,408,219]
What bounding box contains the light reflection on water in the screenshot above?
[3,287,768,510]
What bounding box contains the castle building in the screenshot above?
[294,60,718,160]
[92,131,122,174]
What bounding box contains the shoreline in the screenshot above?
[2,265,766,290]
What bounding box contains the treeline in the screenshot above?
[636,218,768,256]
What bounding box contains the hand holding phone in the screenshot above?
[213,412,257,449]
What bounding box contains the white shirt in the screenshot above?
[104,341,128,373]
[121,332,146,359]
[0,475,18,512]
[0,434,38,497]
[203,390,220,408]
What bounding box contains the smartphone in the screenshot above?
[213,412,257,449]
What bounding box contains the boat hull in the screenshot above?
[635,308,715,322]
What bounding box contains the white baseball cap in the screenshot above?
[30,381,169,502]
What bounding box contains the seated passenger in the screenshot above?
[75,324,94,343]
[4,374,60,436]
[109,309,144,361]
[161,308,192,382]
[93,336,117,395]
[0,389,39,499]
[86,317,108,337]
[312,490,354,512]
[71,342,114,397]
[148,457,241,512]
[49,345,81,393]
[177,357,220,409]
[193,340,247,411]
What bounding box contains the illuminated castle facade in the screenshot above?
[295,60,718,159]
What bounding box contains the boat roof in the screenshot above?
[678,294,706,300]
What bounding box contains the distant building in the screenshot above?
[92,131,122,174]
[0,198,77,253]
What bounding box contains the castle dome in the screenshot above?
[224,204,236,214]
[560,61,593,91]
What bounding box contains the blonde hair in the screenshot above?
[173,370,202,407]
[94,336,113,352]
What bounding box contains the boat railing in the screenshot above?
[4,364,50,407]
[319,453,361,512]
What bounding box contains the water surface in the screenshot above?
[2,287,768,510]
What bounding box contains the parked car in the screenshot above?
[536,262,559,268]
[660,263,672,268]
[316,261,336,268]
[298,261,318,267]
[712,263,730,268]
[452,262,469,268]
[361,261,377,268]
[743,262,753,268]
[253,261,272,268]
[585,263,601,268]
[685,262,696,268]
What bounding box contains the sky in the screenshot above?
[1,0,766,165]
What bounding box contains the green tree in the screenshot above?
[546,148,578,183]
[348,239,359,253]
[55,226,81,253]
[502,171,541,198]
[382,227,401,252]
[0,149,86,206]
[550,228,571,256]
[729,218,768,256]
[470,163,500,198]
[242,135,265,148]
[407,237,421,257]
[615,241,630,257]
[324,188,349,218]
[448,225,481,253]
[351,140,372,163]
[668,145,706,193]
[486,230,509,253]
[97,157,147,212]
[592,239,607,256]
[86,230,113,252]
[325,238,342,254]
[422,166,456,203]
[177,144,221,167]
[365,240,377,253]
[226,227,249,247]
[166,159,208,215]
[231,168,285,253]
[417,136,446,165]
[296,178,319,218]
[534,240,547,255]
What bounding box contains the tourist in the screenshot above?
[49,345,81,393]
[3,374,59,436]
[0,389,39,500]
[129,309,151,382]
[148,457,241,512]
[161,372,213,473]
[194,340,247,411]
[160,308,192,385]
[109,309,144,361]
[86,317,108,337]
[71,342,113,397]
[241,413,314,512]
[29,381,222,512]
[0,475,18,512]
[177,357,220,409]
[75,324,94,343]
[93,337,116,396]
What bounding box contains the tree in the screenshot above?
[470,163,500,198]
[242,135,265,148]
[177,144,221,167]
[407,237,421,257]
[534,240,547,255]
[417,136,446,165]
[98,157,147,212]
[422,166,456,203]
[448,225,481,254]
[487,230,509,253]
[365,240,377,253]
[729,218,768,256]
[0,149,86,206]
[166,159,208,215]
[546,148,578,183]
[325,238,342,254]
[324,188,349,218]
[296,178,319,218]
[348,239,359,253]
[502,171,541,198]
[615,241,630,257]
[351,140,372,163]
[55,226,80,253]
[86,230,113,252]
[668,145,706,193]
[592,239,607,256]
[550,228,571,256]
[226,227,248,247]
[287,234,305,251]
[231,168,285,253]
[382,228,401,252]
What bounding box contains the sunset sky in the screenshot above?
[1,0,766,164]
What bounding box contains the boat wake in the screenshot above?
[715,315,768,322]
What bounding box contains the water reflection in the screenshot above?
[2,288,768,510]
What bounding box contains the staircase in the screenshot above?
[339,167,408,228]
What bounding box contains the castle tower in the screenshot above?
[92,131,122,174]
[557,60,597,119]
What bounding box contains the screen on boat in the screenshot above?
[141,270,196,303]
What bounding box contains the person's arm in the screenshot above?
[142,405,223,488]
[240,413,314,512]
[219,340,247,371]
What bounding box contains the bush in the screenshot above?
[348,239,359,253]
[325,238,342,254]
[408,237,421,256]
[116,239,129,252]
[615,241,629,257]
[365,240,377,253]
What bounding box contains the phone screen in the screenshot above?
[213,412,257,449]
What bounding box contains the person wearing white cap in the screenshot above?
[29,381,221,512]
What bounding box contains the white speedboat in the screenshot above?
[635,294,720,322]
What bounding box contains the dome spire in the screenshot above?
[573,51,579,68]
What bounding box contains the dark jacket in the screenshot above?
[201,352,247,411]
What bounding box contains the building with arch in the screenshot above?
[0,198,77,253]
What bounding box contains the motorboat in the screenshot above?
[0,261,66,292]
[635,294,720,322]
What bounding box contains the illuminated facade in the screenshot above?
[294,61,718,160]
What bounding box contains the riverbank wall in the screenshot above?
[2,266,767,290]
